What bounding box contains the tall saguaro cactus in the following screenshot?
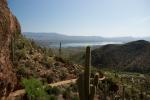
[78,46,99,100]
[85,46,91,99]
[122,85,125,100]
[59,42,62,57]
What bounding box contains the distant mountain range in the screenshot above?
[23,32,150,47]
[23,32,104,42]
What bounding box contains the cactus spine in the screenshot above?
[78,46,99,100]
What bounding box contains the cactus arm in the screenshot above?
[90,85,96,100]
[93,73,99,87]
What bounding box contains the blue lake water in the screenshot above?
[49,41,123,48]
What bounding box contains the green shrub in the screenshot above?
[16,35,31,50]
[15,49,27,60]
[46,75,54,83]
[52,87,61,95]
[49,95,58,100]
[25,60,34,68]
[16,66,26,76]
[69,84,78,92]
[30,40,38,49]
[41,56,54,68]
[45,86,60,96]
[60,71,67,80]
[42,47,53,57]
[71,95,79,100]
[62,88,71,99]
[22,78,49,100]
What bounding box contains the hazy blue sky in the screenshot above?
[8,0,150,37]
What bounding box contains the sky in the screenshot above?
[8,0,150,37]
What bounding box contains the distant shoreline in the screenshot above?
[48,41,123,48]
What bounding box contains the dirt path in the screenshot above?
[6,76,105,99]
[7,78,77,99]
[48,79,77,87]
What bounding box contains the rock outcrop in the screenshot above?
[0,0,20,98]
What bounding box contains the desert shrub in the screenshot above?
[60,71,67,80]
[25,60,34,68]
[30,39,39,49]
[62,87,72,99]
[69,84,78,92]
[21,78,49,100]
[42,47,53,57]
[71,95,79,100]
[46,75,54,83]
[15,49,27,60]
[45,86,61,96]
[98,78,119,96]
[40,56,54,68]
[51,87,61,95]
[15,35,32,50]
[49,95,58,100]
[16,66,26,76]
[54,57,66,63]
[45,86,53,94]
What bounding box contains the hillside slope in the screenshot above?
[0,0,82,99]
[91,40,150,73]
[0,0,21,98]
[12,35,82,87]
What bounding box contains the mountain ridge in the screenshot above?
[23,32,150,42]
[91,40,150,73]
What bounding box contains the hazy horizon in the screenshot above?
[8,0,150,37]
[23,32,150,38]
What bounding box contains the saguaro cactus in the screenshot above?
[77,46,99,100]
[59,42,62,57]
[122,85,125,100]
[85,46,91,99]
[139,83,144,100]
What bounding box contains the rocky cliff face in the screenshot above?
[0,0,21,98]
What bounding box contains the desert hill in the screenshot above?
[91,40,150,73]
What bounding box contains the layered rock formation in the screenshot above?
[0,0,20,98]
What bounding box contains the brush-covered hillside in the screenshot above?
[0,0,82,97]
[12,34,82,89]
[91,40,150,73]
